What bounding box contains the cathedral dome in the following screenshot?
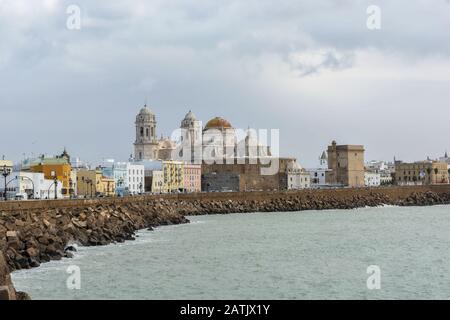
[204,117,233,130]
[140,104,153,114]
[184,110,197,121]
[136,105,155,122]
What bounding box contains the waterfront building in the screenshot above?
[0,159,13,170]
[202,157,304,192]
[103,161,127,196]
[22,150,73,197]
[365,160,394,186]
[286,160,311,190]
[326,141,365,188]
[76,169,116,197]
[126,162,145,194]
[395,161,449,185]
[364,171,381,187]
[438,152,450,181]
[138,160,163,193]
[70,170,77,197]
[308,151,331,187]
[163,161,184,193]
[183,164,202,193]
[379,171,393,185]
[138,160,184,193]
[0,172,63,200]
[101,160,145,196]
[150,170,164,194]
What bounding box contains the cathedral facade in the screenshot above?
[133,105,271,163]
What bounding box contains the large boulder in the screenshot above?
[0,251,30,300]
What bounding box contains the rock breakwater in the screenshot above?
[0,199,188,272]
[1,186,450,299]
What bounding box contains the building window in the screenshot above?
[140,127,144,137]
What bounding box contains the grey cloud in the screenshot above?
[0,0,449,167]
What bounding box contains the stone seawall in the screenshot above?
[1,185,450,299]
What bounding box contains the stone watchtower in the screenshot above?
[134,105,159,160]
[326,140,365,188]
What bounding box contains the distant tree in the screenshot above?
[425,168,432,184]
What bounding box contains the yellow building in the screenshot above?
[0,159,13,169]
[395,161,449,185]
[162,161,184,193]
[25,151,73,197]
[76,169,115,197]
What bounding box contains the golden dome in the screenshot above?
[204,117,233,130]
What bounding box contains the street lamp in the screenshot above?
[118,177,124,197]
[19,175,35,199]
[1,165,12,201]
[47,177,59,200]
[53,176,58,200]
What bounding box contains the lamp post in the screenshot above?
[53,177,58,200]
[1,165,12,201]
[19,175,35,199]
[118,177,123,197]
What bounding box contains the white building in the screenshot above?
[308,151,331,187]
[0,172,63,200]
[365,160,394,185]
[286,160,310,190]
[101,160,145,196]
[364,171,381,187]
[127,162,145,194]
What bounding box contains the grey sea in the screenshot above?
[11,205,450,300]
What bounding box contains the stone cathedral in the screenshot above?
[134,104,271,162]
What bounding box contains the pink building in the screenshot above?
[184,164,201,193]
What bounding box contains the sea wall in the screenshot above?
[1,185,450,299]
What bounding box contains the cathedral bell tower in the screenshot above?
[134,104,159,160]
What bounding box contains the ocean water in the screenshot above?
[11,205,450,300]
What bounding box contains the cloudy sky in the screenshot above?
[1,0,449,167]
